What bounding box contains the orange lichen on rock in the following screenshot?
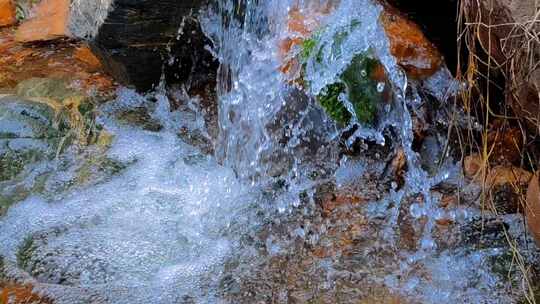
[0,283,53,304]
[0,0,16,27]
[15,0,71,42]
[380,8,443,79]
[74,45,102,72]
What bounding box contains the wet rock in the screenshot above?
[459,217,510,248]
[280,2,445,82]
[0,283,53,304]
[15,77,76,100]
[0,28,116,94]
[0,0,16,27]
[0,96,69,182]
[15,77,103,145]
[73,44,102,72]
[380,7,443,79]
[82,0,217,92]
[178,127,213,155]
[485,124,524,165]
[383,0,461,75]
[15,0,71,42]
[464,154,532,188]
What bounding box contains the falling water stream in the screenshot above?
[0,0,536,303]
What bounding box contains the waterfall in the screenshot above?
[0,0,530,303]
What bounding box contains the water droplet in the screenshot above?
[377,82,385,93]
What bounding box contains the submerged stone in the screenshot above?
[116,107,163,132]
[0,96,68,179]
[15,77,76,101]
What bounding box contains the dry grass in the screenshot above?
[456,0,540,302]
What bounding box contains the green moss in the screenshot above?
[317,82,350,126]
[16,236,37,270]
[0,149,42,182]
[298,19,386,127]
[341,55,381,125]
[315,54,384,126]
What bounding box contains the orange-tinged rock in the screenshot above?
[0,283,53,304]
[74,45,102,72]
[279,6,330,78]
[15,0,71,42]
[0,0,16,27]
[380,8,443,79]
[279,3,443,82]
[526,173,540,246]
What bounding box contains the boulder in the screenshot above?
[279,2,445,81]
[0,0,16,27]
[15,0,71,42]
[76,0,217,92]
[0,95,69,182]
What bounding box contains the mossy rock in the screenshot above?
[297,20,390,127]
[15,78,77,101]
[75,155,127,186]
[0,96,69,182]
[0,94,108,215]
[317,54,389,126]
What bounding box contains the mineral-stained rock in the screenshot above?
[0,283,53,304]
[84,0,217,92]
[280,2,445,82]
[15,0,71,42]
[380,7,443,79]
[73,45,102,72]
[0,0,16,27]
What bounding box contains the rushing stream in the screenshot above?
[0,0,537,303]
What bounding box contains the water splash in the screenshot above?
[0,90,261,303]
[0,0,535,303]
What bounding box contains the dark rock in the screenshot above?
[88,0,218,92]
